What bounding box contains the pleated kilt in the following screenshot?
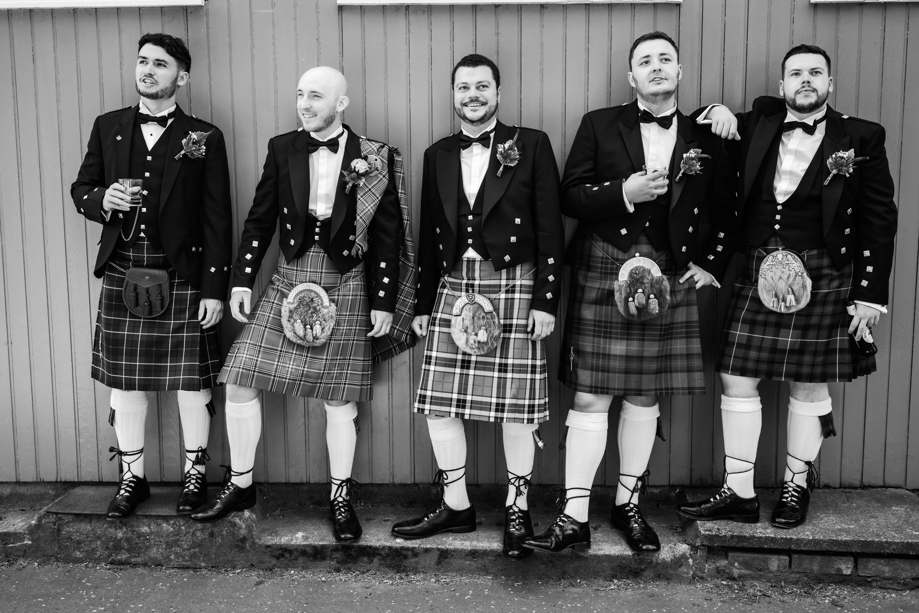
[414,259,548,424]
[560,234,705,396]
[719,242,872,382]
[91,239,222,391]
[219,245,372,401]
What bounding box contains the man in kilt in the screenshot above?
[679,44,897,528]
[390,54,564,559]
[525,32,735,553]
[191,67,416,542]
[71,33,233,518]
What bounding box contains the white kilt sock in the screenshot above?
[110,389,149,479]
[615,401,660,506]
[785,397,831,487]
[325,402,358,499]
[502,422,537,510]
[562,410,608,522]
[177,389,212,474]
[225,397,261,488]
[721,394,762,498]
[427,416,470,511]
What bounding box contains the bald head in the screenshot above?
[296,66,349,136]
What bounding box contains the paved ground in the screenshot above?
[2,560,917,613]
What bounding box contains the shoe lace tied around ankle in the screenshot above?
[186,446,210,467]
[216,464,253,500]
[108,446,143,490]
[431,466,465,501]
[330,477,359,519]
[618,470,650,506]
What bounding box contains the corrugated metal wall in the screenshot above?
[1,0,916,488]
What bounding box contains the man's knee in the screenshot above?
[623,394,657,408]
[324,399,349,407]
[720,373,761,398]
[572,392,613,413]
[226,384,259,404]
[789,382,830,402]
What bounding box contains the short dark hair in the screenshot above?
[138,33,191,73]
[782,44,832,75]
[452,53,500,88]
[628,31,679,69]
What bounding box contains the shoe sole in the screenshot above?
[769,519,804,529]
[677,510,759,524]
[523,541,591,554]
[190,499,256,523]
[391,525,476,540]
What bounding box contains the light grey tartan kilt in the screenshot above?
[719,242,871,382]
[414,259,548,424]
[91,240,222,391]
[560,234,705,396]
[219,245,372,401]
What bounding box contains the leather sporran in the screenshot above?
[757,249,812,314]
[280,282,337,346]
[122,267,170,318]
[613,256,671,321]
[450,292,502,355]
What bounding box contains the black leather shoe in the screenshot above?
[106,475,150,519]
[523,513,590,553]
[176,469,207,514]
[190,481,256,522]
[677,486,760,523]
[611,502,660,552]
[330,497,363,541]
[770,481,811,529]
[503,505,534,559]
[391,500,476,539]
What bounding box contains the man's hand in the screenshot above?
[847,303,881,342]
[679,262,720,289]
[528,309,555,341]
[229,289,252,324]
[103,182,139,212]
[623,168,669,204]
[697,104,740,140]
[411,315,430,337]
[198,298,224,329]
[367,310,394,338]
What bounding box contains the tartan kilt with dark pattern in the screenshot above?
[719,243,872,382]
[560,234,705,396]
[91,240,222,391]
[219,245,372,401]
[414,259,548,424]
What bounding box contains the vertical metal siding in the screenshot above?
[0,0,916,488]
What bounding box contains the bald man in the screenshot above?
[192,67,416,540]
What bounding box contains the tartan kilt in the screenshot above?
[219,245,373,401]
[560,234,705,396]
[414,259,548,424]
[719,244,872,382]
[91,240,222,391]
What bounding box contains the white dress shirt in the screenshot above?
[459,118,497,259]
[308,129,347,220]
[773,107,827,203]
[622,101,678,213]
[137,101,176,150]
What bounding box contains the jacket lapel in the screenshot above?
[159,105,189,208]
[668,110,692,209]
[330,126,361,241]
[619,101,645,172]
[109,106,137,183]
[289,129,311,216]
[436,137,461,235]
[819,106,850,237]
[743,111,784,202]
[480,121,517,220]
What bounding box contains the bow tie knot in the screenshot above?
[782,116,826,135]
[458,130,493,150]
[136,111,175,127]
[638,109,675,129]
[306,132,342,154]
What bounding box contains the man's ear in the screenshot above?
[627,71,636,89]
[337,94,350,113]
[778,79,785,97]
[177,71,190,88]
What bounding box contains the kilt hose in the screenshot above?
[560,234,705,396]
[91,239,222,391]
[219,245,373,401]
[414,259,548,424]
[719,243,872,382]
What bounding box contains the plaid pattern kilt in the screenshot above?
[219,245,372,401]
[719,243,872,382]
[91,239,222,391]
[560,234,705,396]
[414,259,548,424]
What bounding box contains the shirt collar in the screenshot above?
[637,100,677,118]
[309,127,346,143]
[138,101,177,117]
[783,106,827,126]
[461,118,498,138]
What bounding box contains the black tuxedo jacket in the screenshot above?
[561,101,736,279]
[231,125,401,312]
[415,121,565,315]
[730,96,897,304]
[71,105,233,300]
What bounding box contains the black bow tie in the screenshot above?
[136,111,175,127]
[782,115,826,135]
[638,109,675,129]
[458,130,493,150]
[306,132,342,154]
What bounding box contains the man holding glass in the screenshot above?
[71,33,233,519]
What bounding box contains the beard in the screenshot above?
[454,98,498,126]
[136,75,179,101]
[299,107,337,133]
[785,86,829,114]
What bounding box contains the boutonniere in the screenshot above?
[341,154,385,194]
[174,130,212,160]
[824,149,868,186]
[674,147,711,182]
[495,128,521,177]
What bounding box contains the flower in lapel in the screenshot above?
[674,148,710,182]
[341,153,384,194]
[174,130,213,160]
[824,149,868,186]
[495,128,521,177]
